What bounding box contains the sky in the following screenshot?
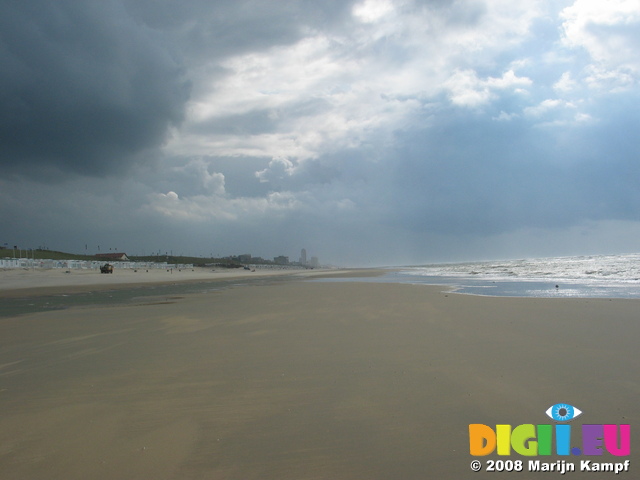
[2,0,640,266]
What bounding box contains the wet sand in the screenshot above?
[0,279,638,479]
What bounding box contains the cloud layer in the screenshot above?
[2,0,640,265]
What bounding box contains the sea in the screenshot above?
[374,253,640,298]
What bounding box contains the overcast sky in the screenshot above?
[2,0,640,266]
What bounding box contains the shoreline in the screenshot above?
[312,271,640,299]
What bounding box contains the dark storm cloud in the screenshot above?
[0,1,190,176]
[125,0,358,61]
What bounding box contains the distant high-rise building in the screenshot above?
[300,248,307,265]
[274,256,289,265]
[310,256,319,268]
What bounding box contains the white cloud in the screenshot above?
[554,71,577,93]
[561,0,640,89]
[445,69,532,107]
[352,0,396,23]
[486,69,533,89]
[524,98,572,117]
[522,97,597,128]
[167,0,543,164]
[256,157,296,183]
[493,111,519,121]
[445,69,494,107]
[148,191,200,221]
[144,189,303,223]
[168,32,415,163]
[584,64,636,91]
[573,112,593,123]
[561,0,640,62]
[173,158,226,195]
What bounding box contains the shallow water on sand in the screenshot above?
[0,276,292,318]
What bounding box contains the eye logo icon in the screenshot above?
[545,403,582,422]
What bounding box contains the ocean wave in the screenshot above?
[402,253,640,285]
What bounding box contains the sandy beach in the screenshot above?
[0,274,638,479]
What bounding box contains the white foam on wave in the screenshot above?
[402,253,640,286]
